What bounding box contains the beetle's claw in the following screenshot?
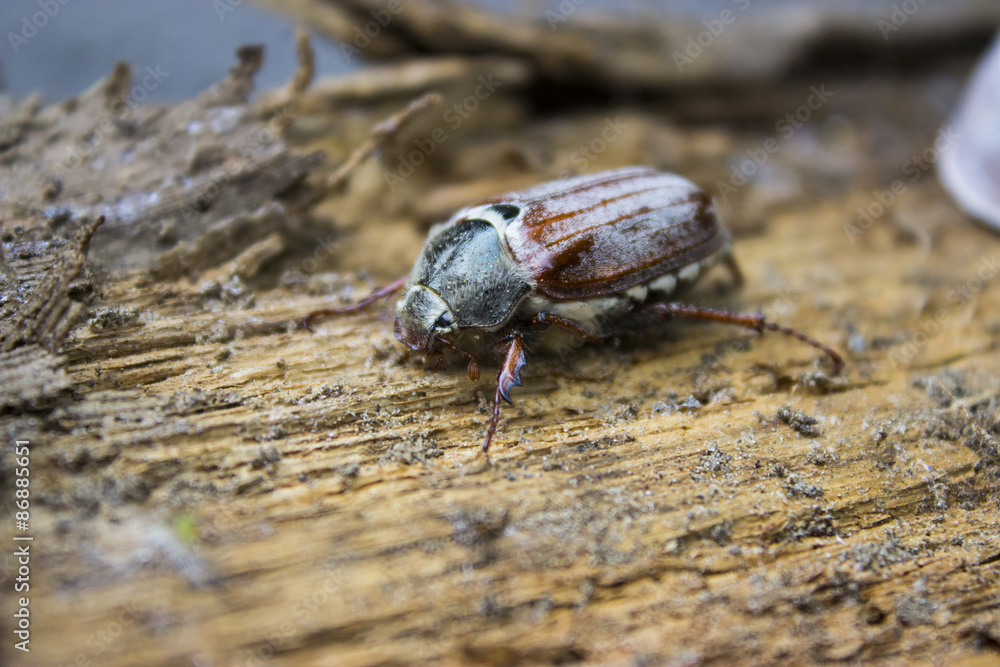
[497,384,517,405]
[496,335,526,405]
[301,309,333,331]
[497,374,523,404]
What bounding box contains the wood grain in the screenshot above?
[2,34,999,667]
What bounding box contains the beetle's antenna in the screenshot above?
[650,303,844,374]
[302,276,407,329]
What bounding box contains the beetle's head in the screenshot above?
[394,286,457,352]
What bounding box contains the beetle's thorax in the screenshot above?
[395,214,532,352]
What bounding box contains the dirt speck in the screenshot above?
[88,305,142,332]
[653,395,702,415]
[780,507,837,541]
[841,530,919,571]
[378,434,444,465]
[694,443,732,476]
[449,507,509,549]
[774,405,822,437]
[806,445,840,466]
[784,474,824,499]
[895,592,939,627]
[574,433,635,453]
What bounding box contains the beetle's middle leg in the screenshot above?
[645,303,843,374]
[525,313,607,342]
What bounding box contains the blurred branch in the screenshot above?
[291,91,442,209]
[252,0,1000,93]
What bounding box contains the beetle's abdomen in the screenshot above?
[523,240,732,341]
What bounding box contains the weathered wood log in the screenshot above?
[2,22,999,667]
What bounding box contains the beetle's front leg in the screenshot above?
[483,332,526,453]
[302,275,408,329]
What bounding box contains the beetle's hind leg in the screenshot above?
[647,303,843,374]
[302,276,407,329]
[722,253,745,289]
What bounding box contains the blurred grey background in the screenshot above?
[0,0,991,101]
[0,0,352,100]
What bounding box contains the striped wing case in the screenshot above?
[486,167,728,300]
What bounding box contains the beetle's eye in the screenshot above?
[433,313,453,330]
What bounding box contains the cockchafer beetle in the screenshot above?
[305,166,843,453]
